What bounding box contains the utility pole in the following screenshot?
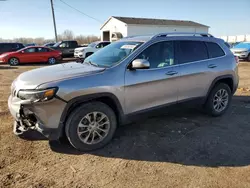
[50,0,58,42]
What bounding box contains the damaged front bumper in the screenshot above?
[8,95,67,140]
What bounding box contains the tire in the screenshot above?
[65,102,117,151]
[85,52,93,58]
[48,57,56,65]
[247,54,250,62]
[205,83,232,116]
[8,57,19,66]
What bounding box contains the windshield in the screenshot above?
[88,42,98,48]
[233,43,250,49]
[84,41,143,67]
[53,42,61,47]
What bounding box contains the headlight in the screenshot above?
[17,88,58,102]
[80,49,85,52]
[0,53,8,58]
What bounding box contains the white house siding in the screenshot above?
[100,18,127,41]
[127,25,208,36]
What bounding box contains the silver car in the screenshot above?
[8,32,239,151]
[231,42,250,61]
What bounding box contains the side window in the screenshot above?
[96,43,103,49]
[24,48,36,53]
[69,41,77,48]
[3,44,12,51]
[102,42,110,47]
[176,41,208,64]
[206,42,225,58]
[37,47,49,52]
[136,41,175,69]
[59,42,69,48]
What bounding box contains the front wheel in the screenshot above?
[205,83,232,116]
[9,57,19,66]
[48,57,56,65]
[65,102,117,151]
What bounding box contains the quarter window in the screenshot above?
[176,41,208,64]
[136,41,175,69]
[206,42,225,58]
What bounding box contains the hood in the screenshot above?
[231,48,249,52]
[14,62,105,89]
[75,46,90,51]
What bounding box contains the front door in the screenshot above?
[124,41,179,114]
[19,47,40,63]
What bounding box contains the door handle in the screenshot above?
[208,64,217,68]
[166,71,178,76]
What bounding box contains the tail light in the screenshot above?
[234,56,239,64]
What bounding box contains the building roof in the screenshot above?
[100,16,209,30]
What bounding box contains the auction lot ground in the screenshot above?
[0,61,250,188]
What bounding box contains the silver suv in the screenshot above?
[8,32,239,151]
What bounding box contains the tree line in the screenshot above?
[0,30,100,45]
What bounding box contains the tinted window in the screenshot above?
[136,41,175,69]
[176,41,208,64]
[206,42,225,58]
[69,41,77,47]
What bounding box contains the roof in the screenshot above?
[100,16,209,30]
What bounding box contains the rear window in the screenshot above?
[206,42,225,58]
[176,41,208,64]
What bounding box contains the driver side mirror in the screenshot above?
[131,59,150,69]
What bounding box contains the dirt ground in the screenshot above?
[1,61,250,188]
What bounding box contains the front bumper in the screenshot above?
[0,57,7,63]
[233,52,249,59]
[74,52,84,58]
[8,95,67,140]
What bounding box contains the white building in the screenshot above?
[100,16,209,41]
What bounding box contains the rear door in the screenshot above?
[37,47,51,62]
[175,40,210,101]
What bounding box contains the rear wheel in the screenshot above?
[65,102,117,151]
[9,57,19,66]
[205,83,232,116]
[48,57,56,65]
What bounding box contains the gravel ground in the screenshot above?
[0,61,250,188]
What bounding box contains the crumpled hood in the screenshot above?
[14,62,105,89]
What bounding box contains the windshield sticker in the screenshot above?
[121,45,137,50]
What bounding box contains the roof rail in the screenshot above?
[152,32,214,39]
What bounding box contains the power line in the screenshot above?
[59,0,102,23]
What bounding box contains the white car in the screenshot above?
[74,41,110,59]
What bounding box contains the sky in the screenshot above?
[0,0,249,39]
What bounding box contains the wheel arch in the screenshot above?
[206,75,234,101]
[58,93,125,138]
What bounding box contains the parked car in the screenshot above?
[231,42,250,61]
[0,42,25,55]
[51,40,80,58]
[43,42,55,47]
[8,32,239,151]
[74,41,111,59]
[0,46,61,65]
[25,43,37,47]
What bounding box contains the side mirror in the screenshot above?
[131,59,150,69]
[21,51,24,53]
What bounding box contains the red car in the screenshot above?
[0,46,62,65]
